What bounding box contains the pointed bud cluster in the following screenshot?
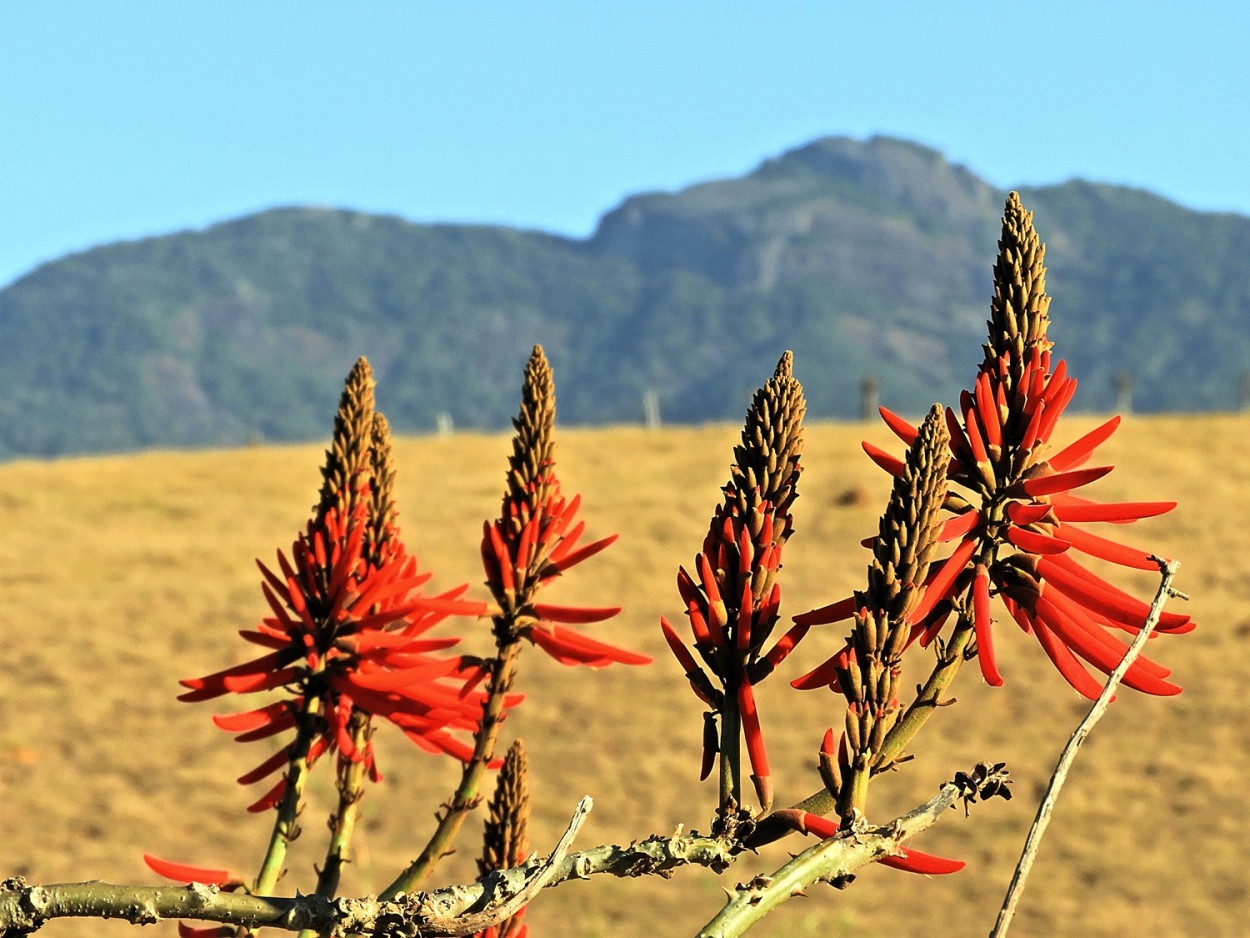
[862,194,1191,697]
[175,359,497,814]
[661,352,806,811]
[482,346,649,668]
[474,740,531,938]
[793,407,951,818]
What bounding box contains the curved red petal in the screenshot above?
[143,855,244,887]
[973,566,1003,686]
[1048,416,1121,471]
[879,846,966,875]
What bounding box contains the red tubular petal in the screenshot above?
[178,924,229,938]
[488,523,514,593]
[408,596,490,617]
[944,406,974,461]
[862,441,904,477]
[907,537,977,624]
[212,701,289,733]
[737,525,753,577]
[143,855,244,887]
[1016,466,1113,497]
[738,680,772,809]
[237,628,289,649]
[1041,553,1193,634]
[676,566,701,608]
[256,557,289,602]
[976,375,1002,447]
[1006,525,1070,555]
[531,602,621,624]
[1058,524,1160,571]
[763,622,811,668]
[233,707,297,742]
[530,625,652,667]
[879,846,966,875]
[878,406,918,444]
[1038,378,1078,441]
[790,656,842,691]
[736,581,753,651]
[962,401,990,464]
[178,652,288,702]
[697,552,723,606]
[686,600,713,645]
[1032,617,1106,700]
[821,727,836,757]
[245,778,287,813]
[793,595,856,626]
[222,666,302,694]
[1051,500,1176,523]
[1048,416,1122,471]
[236,746,292,785]
[1035,595,1180,695]
[516,515,537,577]
[1038,589,1172,680]
[544,533,617,575]
[798,811,840,839]
[973,566,1003,686]
[938,511,980,542]
[1005,502,1052,526]
[660,616,700,674]
[1020,403,1046,452]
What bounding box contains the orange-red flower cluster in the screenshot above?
[482,346,648,668]
[178,493,495,811]
[798,193,1192,700]
[661,353,806,811]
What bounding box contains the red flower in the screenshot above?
[179,495,498,810]
[799,193,1192,700]
[482,346,649,668]
[661,353,806,812]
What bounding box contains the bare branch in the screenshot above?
[0,798,749,937]
[989,558,1183,937]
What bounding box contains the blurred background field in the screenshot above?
[2,413,1246,936]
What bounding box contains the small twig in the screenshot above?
[989,558,1181,938]
[424,795,590,936]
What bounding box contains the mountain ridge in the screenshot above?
[2,135,1247,458]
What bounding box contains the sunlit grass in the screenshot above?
[3,414,1245,936]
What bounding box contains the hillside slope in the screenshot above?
[2,135,1247,457]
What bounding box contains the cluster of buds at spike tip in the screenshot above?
[473,740,532,938]
[170,359,498,816]
[793,406,951,824]
[660,352,806,813]
[481,345,649,668]
[859,193,1192,698]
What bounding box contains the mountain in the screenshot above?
[2,135,1247,458]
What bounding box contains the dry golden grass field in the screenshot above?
[2,414,1247,937]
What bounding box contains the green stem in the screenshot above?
[379,639,522,898]
[873,615,973,770]
[294,708,371,938]
[718,674,742,815]
[745,612,975,850]
[240,693,324,938]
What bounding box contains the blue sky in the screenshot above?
[3,2,1247,289]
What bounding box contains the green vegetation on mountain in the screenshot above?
[2,135,1246,457]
